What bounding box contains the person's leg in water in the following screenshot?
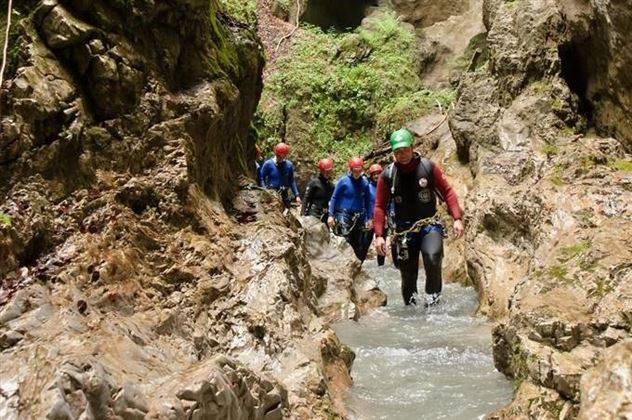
[349,216,367,261]
[357,228,373,263]
[420,225,444,306]
[397,233,422,305]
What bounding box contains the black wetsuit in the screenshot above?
[374,156,461,305]
[301,175,334,223]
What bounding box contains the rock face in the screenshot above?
[448,0,632,416]
[390,0,469,28]
[0,1,373,418]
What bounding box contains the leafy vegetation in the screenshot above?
[218,0,257,25]
[558,242,590,263]
[255,10,455,165]
[548,264,568,282]
[0,211,11,227]
[608,158,632,172]
[588,278,614,299]
[0,9,25,81]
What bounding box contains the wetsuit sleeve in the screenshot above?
[328,180,342,216]
[433,164,462,220]
[288,163,300,198]
[373,176,391,237]
[364,182,372,221]
[301,179,316,215]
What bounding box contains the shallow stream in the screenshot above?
[334,262,513,419]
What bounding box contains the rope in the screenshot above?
[391,215,442,239]
[0,0,14,116]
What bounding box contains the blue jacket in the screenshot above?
[329,173,372,221]
[368,178,377,215]
[260,158,300,198]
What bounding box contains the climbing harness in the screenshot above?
[391,215,442,239]
[392,215,443,262]
[334,211,363,237]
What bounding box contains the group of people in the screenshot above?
[255,128,464,307]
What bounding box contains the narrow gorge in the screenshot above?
[1,0,630,419]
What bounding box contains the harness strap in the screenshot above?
[392,215,442,239]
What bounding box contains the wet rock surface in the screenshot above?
[0,1,381,418]
[447,0,632,416]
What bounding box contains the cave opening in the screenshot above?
[302,0,377,31]
[558,41,594,124]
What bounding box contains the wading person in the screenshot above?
[328,157,372,261]
[260,142,301,208]
[301,158,335,224]
[373,128,464,307]
[360,163,384,264]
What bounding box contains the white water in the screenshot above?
[334,262,513,420]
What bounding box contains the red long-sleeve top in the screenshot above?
[373,158,462,237]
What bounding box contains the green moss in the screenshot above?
[218,0,257,25]
[0,211,11,227]
[540,143,558,156]
[549,166,565,186]
[530,80,552,95]
[529,396,564,418]
[508,340,530,386]
[588,278,614,299]
[558,242,590,262]
[548,264,568,281]
[256,10,452,164]
[608,159,632,172]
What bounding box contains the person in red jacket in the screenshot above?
[373,128,464,307]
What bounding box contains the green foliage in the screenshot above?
[558,242,590,263]
[548,264,568,281]
[588,278,614,299]
[0,10,24,81]
[376,89,456,138]
[256,10,454,164]
[540,143,558,157]
[549,163,566,186]
[218,0,257,25]
[608,158,632,172]
[508,340,530,386]
[0,211,11,227]
[530,80,552,95]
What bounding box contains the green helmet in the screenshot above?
[390,128,413,150]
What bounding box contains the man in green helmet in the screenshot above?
[373,128,464,307]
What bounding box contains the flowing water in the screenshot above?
[334,262,513,420]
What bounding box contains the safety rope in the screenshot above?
[0,0,14,116]
[391,215,442,239]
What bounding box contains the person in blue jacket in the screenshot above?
[259,142,301,208]
[327,157,372,261]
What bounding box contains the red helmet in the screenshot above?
[318,158,333,172]
[348,157,364,170]
[274,142,290,156]
[368,163,383,175]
